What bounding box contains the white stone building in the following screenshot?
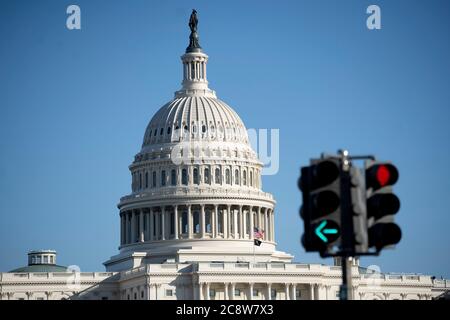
[0,12,448,300]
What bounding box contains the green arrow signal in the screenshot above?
[315,220,339,243]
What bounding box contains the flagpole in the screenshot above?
[253,240,255,265]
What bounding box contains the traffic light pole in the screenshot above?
[338,150,354,300]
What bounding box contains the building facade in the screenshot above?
[0,12,448,300]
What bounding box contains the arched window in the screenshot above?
[160,128,164,135]
[145,172,148,188]
[243,170,247,186]
[225,168,231,184]
[215,168,221,184]
[250,171,253,187]
[235,169,240,185]
[167,127,171,135]
[171,169,176,186]
[202,125,206,133]
[152,171,156,188]
[182,169,188,185]
[161,170,166,186]
[193,168,199,185]
[139,173,142,189]
[204,168,210,184]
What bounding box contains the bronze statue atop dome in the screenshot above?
[186,9,202,53]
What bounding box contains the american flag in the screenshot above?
[254,227,265,239]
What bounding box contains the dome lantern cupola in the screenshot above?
[176,9,215,98]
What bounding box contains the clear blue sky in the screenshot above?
[1,0,449,277]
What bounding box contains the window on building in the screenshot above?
[202,125,206,133]
[160,128,164,135]
[170,212,175,234]
[271,289,277,299]
[36,256,41,264]
[253,289,259,297]
[182,211,188,233]
[194,210,200,233]
[193,168,199,185]
[127,294,130,300]
[234,289,241,296]
[161,170,166,186]
[145,172,149,188]
[154,129,157,136]
[250,171,253,187]
[141,291,144,299]
[152,171,157,188]
[209,289,216,298]
[182,169,188,185]
[296,289,301,299]
[204,168,210,184]
[43,256,48,264]
[50,256,54,264]
[139,173,142,189]
[171,169,176,186]
[235,169,240,185]
[243,170,247,186]
[225,168,231,184]
[166,289,173,296]
[167,127,171,135]
[215,168,221,184]
[134,292,137,300]
[206,210,211,233]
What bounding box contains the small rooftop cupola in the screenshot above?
[176,9,216,98]
[28,250,57,265]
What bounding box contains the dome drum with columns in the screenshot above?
[104,13,293,271]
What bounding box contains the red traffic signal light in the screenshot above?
[366,164,399,190]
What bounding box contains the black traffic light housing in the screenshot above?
[365,161,402,252]
[299,158,342,256]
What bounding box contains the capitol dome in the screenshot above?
[104,13,292,272]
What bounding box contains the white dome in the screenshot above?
[142,96,250,149]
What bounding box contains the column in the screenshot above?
[212,206,219,238]
[211,206,216,238]
[249,207,254,239]
[188,205,193,239]
[240,206,245,239]
[271,210,275,241]
[266,283,272,300]
[205,283,210,300]
[224,283,229,300]
[139,209,144,242]
[149,208,154,241]
[200,205,205,238]
[257,207,261,231]
[131,210,136,243]
[233,207,238,239]
[285,283,290,300]
[199,283,204,300]
[264,209,269,240]
[120,213,125,245]
[242,210,249,239]
[174,205,179,240]
[222,206,228,238]
[309,284,314,300]
[291,284,297,300]
[248,283,254,300]
[230,283,236,300]
[161,207,166,240]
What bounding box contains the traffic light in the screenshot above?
[365,161,401,252]
[350,166,368,254]
[299,158,342,256]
